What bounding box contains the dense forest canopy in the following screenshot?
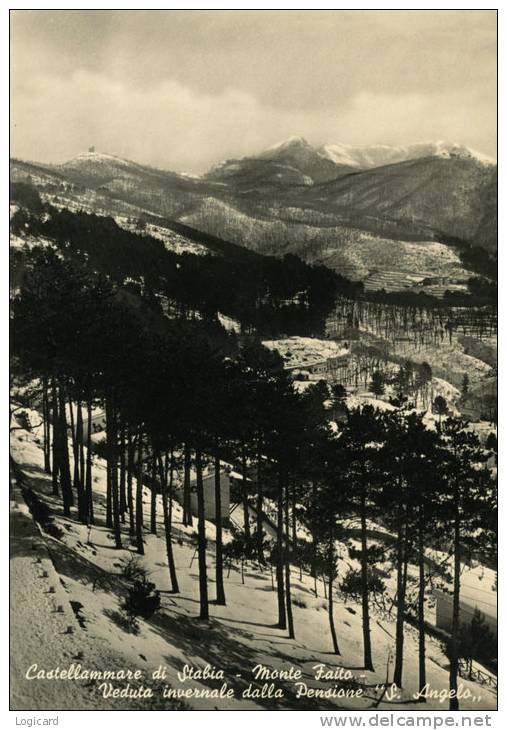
[11,183,355,338]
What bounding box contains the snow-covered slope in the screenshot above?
[10,415,497,711]
[59,150,176,176]
[320,141,495,169]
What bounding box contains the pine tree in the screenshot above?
[433,395,448,430]
[343,406,385,671]
[439,418,495,711]
[369,371,385,397]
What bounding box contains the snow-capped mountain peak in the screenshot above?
[264,136,313,153]
[63,150,140,169]
[319,141,495,169]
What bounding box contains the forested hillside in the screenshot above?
[10,182,346,338]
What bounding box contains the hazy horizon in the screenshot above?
[9,136,498,177]
[11,10,497,173]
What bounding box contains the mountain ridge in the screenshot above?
[51,136,496,181]
[10,135,497,290]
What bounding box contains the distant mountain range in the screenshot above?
[10,137,497,293]
[320,139,495,169]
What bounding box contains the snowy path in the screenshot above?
[10,487,100,710]
[9,479,184,711]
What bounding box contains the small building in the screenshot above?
[82,411,106,440]
[61,406,105,442]
[175,471,230,524]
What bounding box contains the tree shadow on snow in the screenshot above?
[148,610,344,710]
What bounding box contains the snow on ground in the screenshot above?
[24,190,212,259]
[218,313,241,334]
[10,230,56,252]
[358,326,493,390]
[346,392,397,412]
[113,216,210,257]
[10,489,98,710]
[261,334,489,418]
[432,378,460,405]
[9,478,185,710]
[262,337,349,370]
[10,422,497,711]
[64,151,138,168]
[321,141,495,169]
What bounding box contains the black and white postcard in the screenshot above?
[8,7,498,719]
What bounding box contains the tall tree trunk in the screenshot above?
[106,450,113,530]
[76,400,86,522]
[42,376,51,473]
[119,425,127,522]
[276,469,286,630]
[241,444,251,541]
[449,499,461,711]
[418,518,426,701]
[360,485,374,671]
[57,383,73,515]
[393,514,407,687]
[195,444,209,620]
[150,455,157,535]
[291,483,297,548]
[42,380,48,469]
[256,443,264,564]
[127,429,135,538]
[68,391,77,477]
[158,451,179,593]
[310,482,318,594]
[135,428,144,555]
[328,540,340,655]
[214,444,226,605]
[284,481,295,639]
[107,398,122,549]
[85,398,94,524]
[183,443,193,527]
[51,381,60,496]
[312,534,318,597]
[68,391,80,510]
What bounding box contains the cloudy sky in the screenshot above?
[10,10,497,173]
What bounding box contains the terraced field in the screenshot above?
[363,269,425,292]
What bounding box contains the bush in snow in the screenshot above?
[348,543,386,564]
[118,553,147,583]
[122,578,160,619]
[15,410,33,432]
[340,568,386,603]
